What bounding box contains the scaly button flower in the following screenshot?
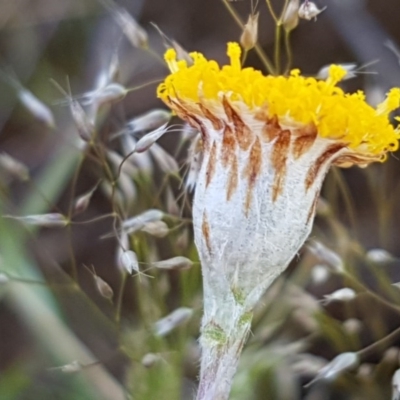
[158,43,400,400]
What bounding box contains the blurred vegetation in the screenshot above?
[1,0,400,399]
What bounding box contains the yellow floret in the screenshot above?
[227,42,241,70]
[164,48,179,73]
[327,64,348,85]
[158,42,400,156]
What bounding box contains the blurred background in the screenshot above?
[2,0,400,399]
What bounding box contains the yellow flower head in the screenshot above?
[157,42,400,158]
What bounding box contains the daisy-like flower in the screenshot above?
[158,43,400,400]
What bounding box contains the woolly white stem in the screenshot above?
[196,314,251,400]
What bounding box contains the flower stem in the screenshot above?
[284,30,293,74]
[274,23,282,74]
[196,314,252,400]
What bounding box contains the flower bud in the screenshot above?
[73,184,98,215]
[141,221,169,238]
[19,89,55,128]
[5,213,67,228]
[120,136,154,174]
[94,275,114,300]
[127,109,171,133]
[152,256,193,271]
[311,264,330,285]
[70,98,95,142]
[92,83,127,107]
[240,12,259,51]
[134,123,169,153]
[0,153,29,181]
[141,353,161,368]
[342,318,363,335]
[322,287,356,304]
[3,71,55,128]
[50,361,83,374]
[153,307,193,337]
[119,250,139,275]
[122,209,164,234]
[366,248,394,264]
[306,352,359,386]
[282,0,300,31]
[298,1,326,21]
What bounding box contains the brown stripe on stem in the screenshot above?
[221,124,237,167]
[189,116,210,151]
[333,153,378,168]
[306,194,319,224]
[226,155,238,201]
[169,98,192,124]
[243,137,262,214]
[305,143,347,190]
[222,97,253,151]
[169,97,195,118]
[202,211,212,254]
[169,97,210,150]
[271,130,291,202]
[205,141,217,187]
[293,125,317,159]
[262,115,282,142]
[199,104,224,130]
[177,96,202,116]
